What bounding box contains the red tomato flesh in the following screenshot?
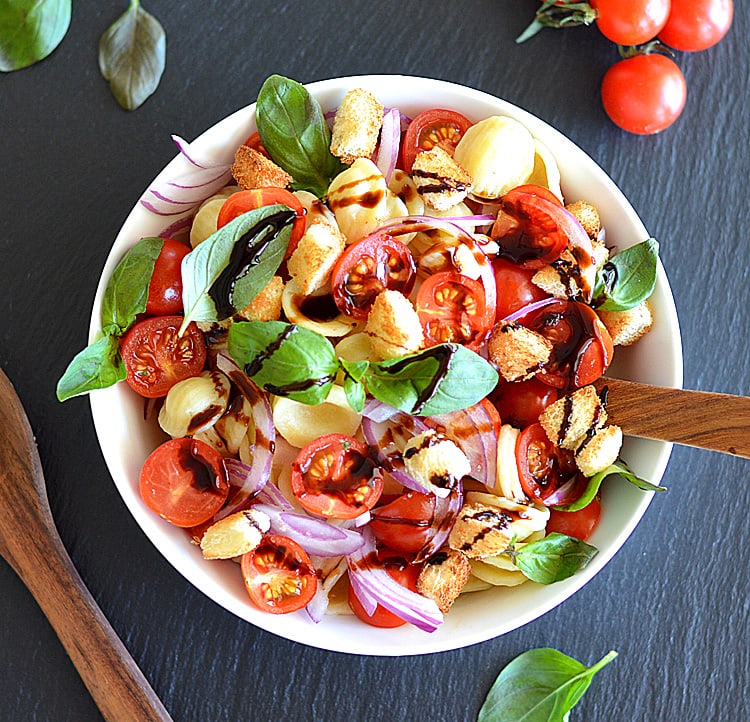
[370,492,436,554]
[146,237,191,316]
[402,109,472,173]
[492,258,550,322]
[547,497,602,541]
[490,379,559,430]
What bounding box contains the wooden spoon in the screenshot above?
[594,377,750,459]
[0,367,172,722]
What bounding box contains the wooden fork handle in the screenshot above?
[594,377,750,459]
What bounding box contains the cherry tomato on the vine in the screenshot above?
[601,53,687,135]
[590,0,671,45]
[402,109,473,173]
[547,497,602,541]
[659,0,733,51]
[146,238,191,316]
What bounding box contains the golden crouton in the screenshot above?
[364,290,424,360]
[330,88,384,165]
[199,509,270,560]
[231,145,292,190]
[403,430,472,495]
[487,321,552,382]
[236,275,284,322]
[416,549,472,613]
[448,502,514,559]
[575,424,623,476]
[287,219,346,295]
[411,146,473,212]
[538,385,607,450]
[565,200,601,240]
[598,301,654,346]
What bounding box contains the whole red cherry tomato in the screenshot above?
[590,0,671,45]
[659,0,733,51]
[146,238,191,316]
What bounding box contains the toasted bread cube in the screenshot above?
[538,385,607,450]
[411,146,473,211]
[231,145,292,189]
[287,219,346,295]
[448,502,514,559]
[575,424,623,476]
[403,430,471,496]
[565,200,601,240]
[236,275,284,322]
[364,289,424,360]
[488,321,552,382]
[330,88,384,165]
[199,509,271,560]
[416,549,472,613]
[598,301,654,346]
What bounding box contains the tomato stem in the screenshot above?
[516,1,597,44]
[617,41,676,59]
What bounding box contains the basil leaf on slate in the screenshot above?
[510,532,598,584]
[256,74,346,197]
[101,236,163,336]
[227,321,338,405]
[98,0,166,111]
[594,238,659,312]
[477,647,617,722]
[181,206,293,331]
[0,0,71,72]
[56,334,126,401]
[363,344,498,416]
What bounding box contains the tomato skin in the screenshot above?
[146,238,191,316]
[601,54,687,135]
[241,534,318,614]
[370,492,436,554]
[506,184,563,206]
[490,379,559,430]
[590,0,671,45]
[121,315,207,398]
[492,258,550,322]
[402,109,473,173]
[243,131,270,158]
[139,438,229,527]
[659,0,733,51]
[331,233,416,319]
[291,434,383,520]
[547,497,602,541]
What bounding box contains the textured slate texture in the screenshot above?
[1,1,748,720]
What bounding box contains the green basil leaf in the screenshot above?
[181,206,294,330]
[513,532,598,584]
[594,238,659,312]
[56,334,126,401]
[98,0,165,111]
[100,236,163,336]
[364,344,498,416]
[227,321,338,405]
[339,358,369,383]
[478,647,617,722]
[0,0,71,72]
[256,74,346,197]
[343,375,366,414]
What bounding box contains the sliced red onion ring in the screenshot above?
[377,215,479,243]
[254,480,293,510]
[414,485,463,563]
[214,458,269,520]
[305,556,348,624]
[170,134,236,168]
[159,216,192,242]
[374,107,401,184]
[347,528,443,632]
[539,475,582,507]
[502,296,559,323]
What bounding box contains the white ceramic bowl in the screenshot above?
[89,75,682,656]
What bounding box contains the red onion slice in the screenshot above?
[305,557,348,623]
[414,485,463,563]
[502,296,559,323]
[374,107,401,184]
[254,480,293,510]
[214,458,268,520]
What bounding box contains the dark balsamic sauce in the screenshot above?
[411,169,469,195]
[296,293,340,323]
[180,440,227,493]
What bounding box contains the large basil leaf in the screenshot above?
[511,532,598,584]
[477,647,617,722]
[593,238,659,312]
[98,0,166,111]
[0,0,71,71]
[256,74,346,197]
[56,334,126,401]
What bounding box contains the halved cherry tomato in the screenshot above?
[524,300,613,389]
[505,183,563,206]
[416,271,494,350]
[243,131,270,158]
[291,434,383,519]
[241,534,318,614]
[348,551,422,628]
[146,238,191,316]
[590,0,671,45]
[370,492,436,554]
[659,0,733,51]
[490,379,559,430]
[515,423,587,506]
[402,109,473,173]
[139,438,229,527]
[492,258,550,322]
[121,315,207,398]
[217,188,306,258]
[547,497,602,541]
[331,233,416,319]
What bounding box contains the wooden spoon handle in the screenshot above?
[594,377,750,458]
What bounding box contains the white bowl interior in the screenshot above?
[90,75,683,656]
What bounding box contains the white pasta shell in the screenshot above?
[494,424,526,501]
[189,186,241,247]
[453,116,536,200]
[282,280,360,337]
[158,370,231,438]
[293,190,338,230]
[469,560,528,587]
[334,332,373,365]
[464,491,549,542]
[527,138,564,203]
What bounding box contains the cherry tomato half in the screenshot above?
[139,438,229,527]
[121,315,207,398]
[146,238,191,316]
[490,379,559,430]
[492,258,550,322]
[370,492,436,554]
[590,0,671,45]
[659,0,733,51]
[241,534,318,614]
[515,423,587,506]
[217,188,306,258]
[291,434,383,519]
[601,54,687,135]
[547,497,602,541]
[416,271,494,350]
[402,109,473,173]
[331,233,416,319]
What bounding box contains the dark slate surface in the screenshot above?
[1,2,748,720]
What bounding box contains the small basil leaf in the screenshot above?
[478,647,617,722]
[364,344,498,416]
[343,376,366,414]
[181,206,293,330]
[594,238,659,312]
[227,321,338,405]
[0,0,71,72]
[98,0,166,111]
[256,74,346,197]
[339,358,369,384]
[56,334,126,401]
[512,532,598,584]
[101,236,163,336]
